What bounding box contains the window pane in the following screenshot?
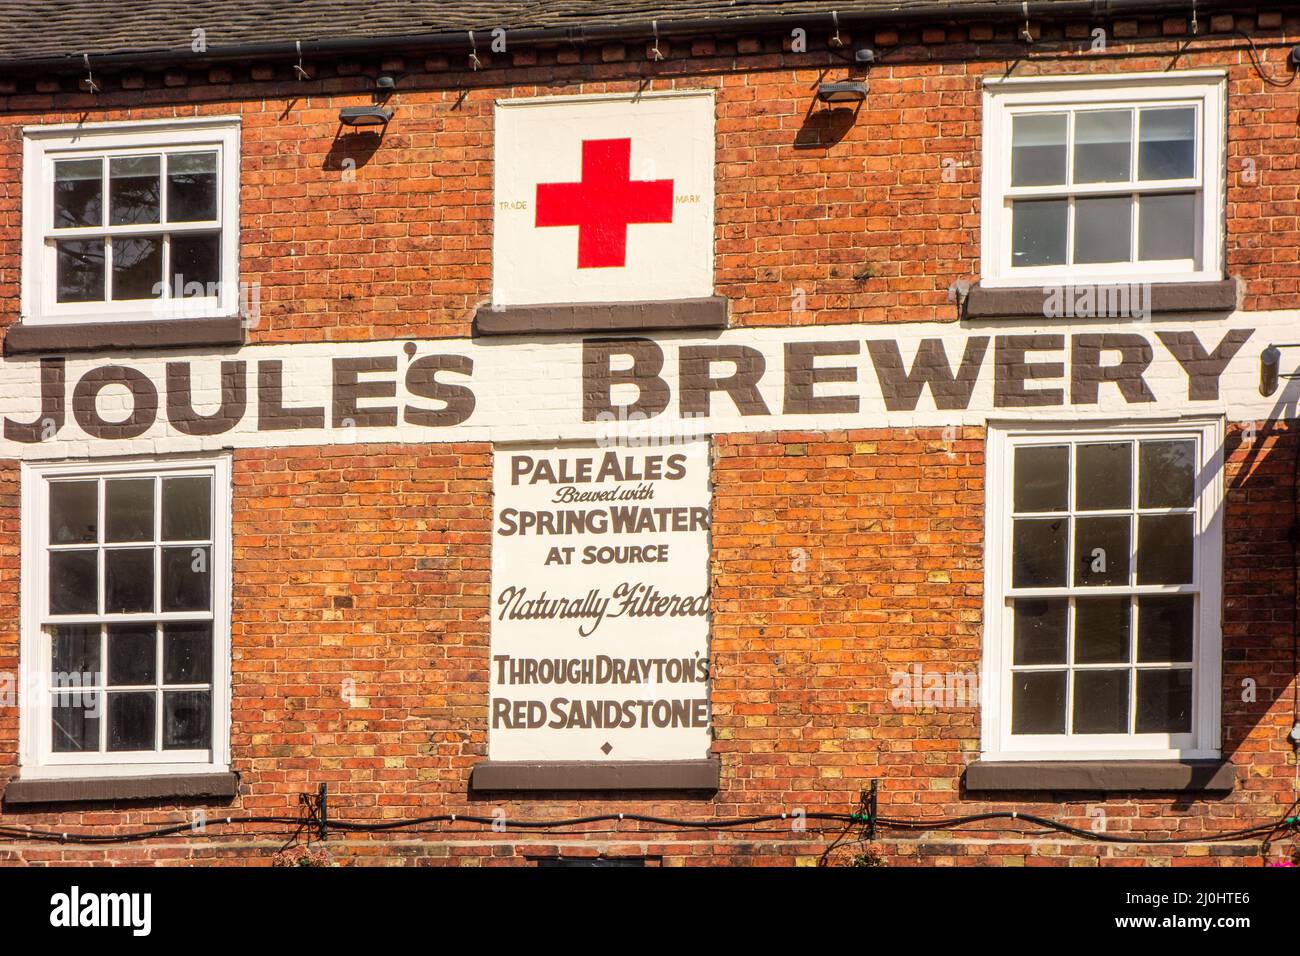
[1138,192,1196,261]
[164,622,213,684]
[1011,199,1067,267]
[105,477,154,543]
[1136,514,1194,585]
[51,624,101,680]
[167,151,218,222]
[1012,518,1068,588]
[171,233,221,297]
[1011,671,1066,735]
[1136,669,1193,733]
[107,623,156,686]
[104,548,154,613]
[1013,445,1068,513]
[1073,110,1132,184]
[164,690,211,750]
[1013,598,1068,665]
[52,693,100,753]
[111,236,163,300]
[49,480,98,544]
[49,550,98,615]
[1073,669,1129,734]
[53,158,102,228]
[56,239,105,303]
[1074,596,1131,664]
[162,546,210,611]
[107,691,155,751]
[1011,113,1067,186]
[109,155,161,226]
[1137,594,1195,663]
[1138,439,1195,508]
[1138,107,1196,180]
[162,476,212,541]
[1076,442,1131,511]
[1074,515,1130,587]
[1073,195,1132,264]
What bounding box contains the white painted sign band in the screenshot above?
[1,311,1295,460]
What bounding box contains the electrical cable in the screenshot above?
[1231,29,1298,87]
[876,812,1287,844]
[0,816,302,845]
[1260,796,1300,863]
[0,805,1295,848]
[821,24,1298,90]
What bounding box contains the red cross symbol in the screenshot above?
[534,138,674,269]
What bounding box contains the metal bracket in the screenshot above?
[1272,344,1300,378]
[851,780,878,839]
[82,54,99,94]
[830,10,844,48]
[468,30,482,71]
[867,779,877,841]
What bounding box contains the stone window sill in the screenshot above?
[471,759,720,792]
[4,316,245,355]
[964,759,1237,794]
[963,279,1238,320]
[473,296,728,336]
[2,772,240,806]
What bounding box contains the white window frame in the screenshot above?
[21,116,241,326]
[19,454,233,779]
[981,418,1224,762]
[980,71,1225,288]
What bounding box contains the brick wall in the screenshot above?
[0,9,1298,865]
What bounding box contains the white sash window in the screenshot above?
[20,456,231,778]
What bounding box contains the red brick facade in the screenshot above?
[1,7,1298,866]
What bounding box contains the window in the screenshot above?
[20,456,231,778]
[21,117,240,325]
[982,421,1223,761]
[980,72,1224,287]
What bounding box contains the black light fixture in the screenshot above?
[339,75,396,127]
[339,105,393,127]
[1259,343,1300,397]
[816,47,874,104]
[1261,345,1281,397]
[816,81,869,104]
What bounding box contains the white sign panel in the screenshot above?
[488,441,712,762]
[492,91,715,306]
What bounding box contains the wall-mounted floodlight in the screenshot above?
[339,105,393,127]
[816,48,874,104]
[1258,343,1300,397]
[816,81,869,104]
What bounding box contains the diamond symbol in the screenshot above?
[601,742,613,755]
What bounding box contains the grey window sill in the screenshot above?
[963,279,1238,320]
[964,759,1237,794]
[4,316,246,355]
[473,296,728,336]
[471,758,720,792]
[2,772,239,805]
